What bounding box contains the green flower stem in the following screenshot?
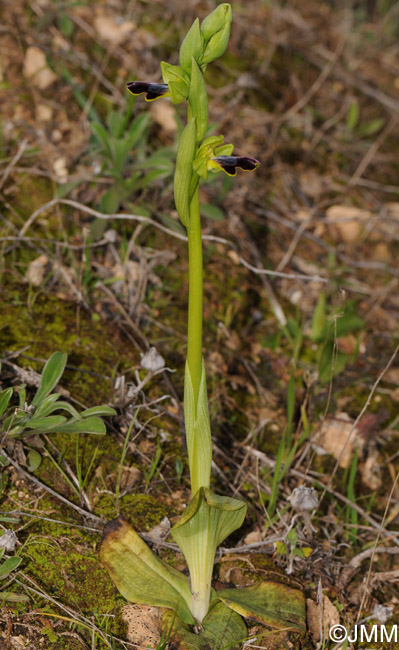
[186,185,203,410]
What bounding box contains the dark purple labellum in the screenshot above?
[126,81,169,101]
[212,155,260,176]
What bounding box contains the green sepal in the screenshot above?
[171,487,246,622]
[214,143,234,156]
[161,62,190,104]
[174,118,197,228]
[100,516,195,625]
[200,4,232,66]
[162,600,247,650]
[192,136,234,180]
[189,59,208,141]
[179,18,204,74]
[184,359,212,494]
[216,581,306,632]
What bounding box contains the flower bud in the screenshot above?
[200,4,232,66]
[200,4,232,41]
[179,18,204,74]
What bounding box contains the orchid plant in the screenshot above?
[100,6,305,648]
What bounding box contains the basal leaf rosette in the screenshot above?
[163,600,247,650]
[171,487,247,623]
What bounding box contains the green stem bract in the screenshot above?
[186,186,203,403]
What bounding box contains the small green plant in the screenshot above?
[90,98,175,214]
[0,352,115,474]
[100,6,305,648]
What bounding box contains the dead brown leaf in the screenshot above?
[315,412,364,468]
[325,205,371,243]
[306,595,340,643]
[23,46,57,90]
[121,604,161,647]
[25,255,49,286]
[93,12,135,46]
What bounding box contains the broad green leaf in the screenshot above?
[172,488,246,623]
[108,110,123,138]
[80,406,116,418]
[310,292,326,342]
[200,203,225,222]
[318,344,349,383]
[27,449,42,472]
[32,352,67,407]
[334,303,364,337]
[100,516,194,624]
[184,359,212,495]
[174,118,197,228]
[0,556,22,576]
[17,385,26,408]
[48,416,106,435]
[346,99,359,131]
[0,592,30,602]
[357,118,384,138]
[0,388,13,418]
[126,113,150,149]
[216,581,306,632]
[189,59,208,141]
[91,122,113,157]
[101,186,121,214]
[0,516,19,523]
[163,600,247,650]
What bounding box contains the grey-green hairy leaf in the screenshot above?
[80,406,116,418]
[31,352,67,407]
[0,556,22,576]
[0,388,13,419]
[48,416,106,435]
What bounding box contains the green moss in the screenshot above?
[0,283,138,403]
[26,542,117,612]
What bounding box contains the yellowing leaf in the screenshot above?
[163,600,247,650]
[216,581,306,632]
[100,516,194,624]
